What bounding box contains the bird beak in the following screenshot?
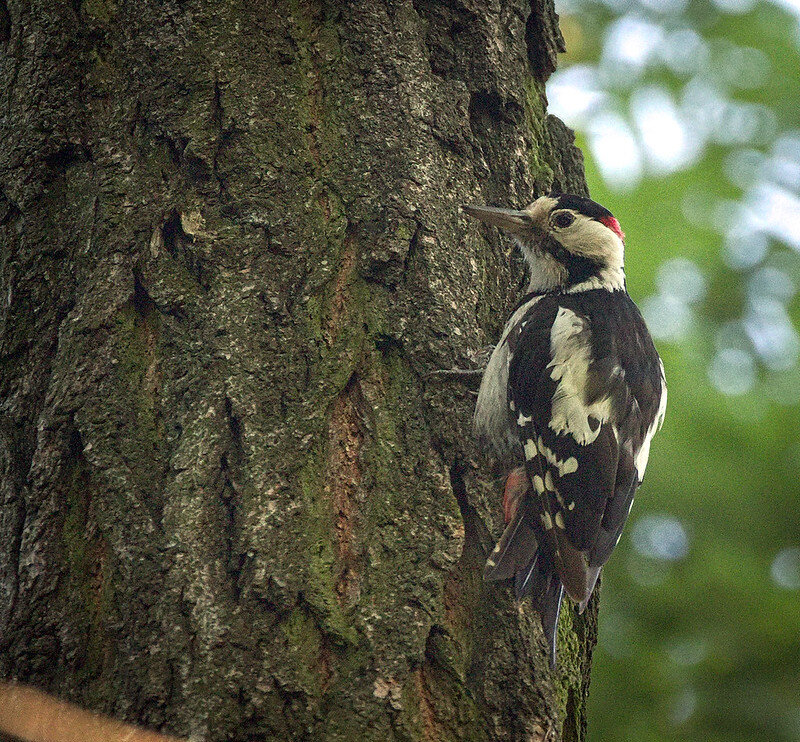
[462,205,538,235]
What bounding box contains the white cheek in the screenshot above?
[558,219,624,266]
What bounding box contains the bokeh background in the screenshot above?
[546,0,800,739]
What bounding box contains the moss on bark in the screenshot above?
[0,0,596,739]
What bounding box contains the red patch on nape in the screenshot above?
[600,216,625,242]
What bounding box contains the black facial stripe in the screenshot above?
[542,235,603,286]
[553,194,614,221]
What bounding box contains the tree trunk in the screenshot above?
[0,0,595,740]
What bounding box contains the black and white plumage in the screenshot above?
[465,194,666,667]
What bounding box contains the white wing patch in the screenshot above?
[634,360,667,480]
[547,306,615,446]
[537,436,580,477]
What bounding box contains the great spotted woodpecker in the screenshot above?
[465,194,667,667]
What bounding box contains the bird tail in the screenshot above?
[484,498,565,669]
[516,550,564,670]
[484,496,539,582]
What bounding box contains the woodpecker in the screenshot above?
[465,194,667,668]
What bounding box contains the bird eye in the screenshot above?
[552,211,575,229]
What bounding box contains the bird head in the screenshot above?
[463,194,626,293]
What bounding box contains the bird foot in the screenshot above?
[427,367,484,379]
[425,345,494,384]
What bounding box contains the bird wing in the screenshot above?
[507,293,665,603]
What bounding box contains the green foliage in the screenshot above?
[548,0,800,738]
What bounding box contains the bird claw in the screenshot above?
[426,345,494,383]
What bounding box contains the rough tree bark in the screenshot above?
[0,0,596,740]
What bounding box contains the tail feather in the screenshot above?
[514,553,541,598]
[515,551,564,669]
[484,499,539,582]
[536,579,564,670]
[484,498,566,668]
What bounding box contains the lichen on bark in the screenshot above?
[0,0,595,739]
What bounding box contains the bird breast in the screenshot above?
[474,295,542,455]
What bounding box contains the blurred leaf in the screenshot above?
[547,0,800,739]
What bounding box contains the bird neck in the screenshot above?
[521,247,626,294]
[564,264,626,294]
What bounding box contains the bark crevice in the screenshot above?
[0,0,10,45]
[0,0,596,738]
